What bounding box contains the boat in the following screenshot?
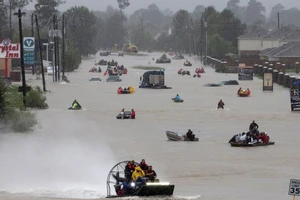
[230,142,275,147]
[116,111,133,119]
[166,131,199,141]
[106,161,175,198]
[184,61,192,66]
[68,106,82,110]
[195,68,205,73]
[171,98,184,103]
[237,89,250,97]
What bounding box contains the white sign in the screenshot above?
[289,179,300,196]
[23,37,35,51]
[0,38,20,59]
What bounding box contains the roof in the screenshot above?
[281,30,300,42]
[260,42,300,58]
[238,29,269,39]
[262,26,295,40]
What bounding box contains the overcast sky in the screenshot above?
[55,0,300,15]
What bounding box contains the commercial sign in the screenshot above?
[238,63,253,80]
[23,37,35,66]
[263,72,273,91]
[289,179,300,196]
[290,89,300,111]
[0,38,20,59]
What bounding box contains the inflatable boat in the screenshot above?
[184,62,192,66]
[171,98,184,103]
[230,141,275,147]
[106,161,175,198]
[166,131,199,141]
[237,89,250,97]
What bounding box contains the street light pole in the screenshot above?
[43,43,49,63]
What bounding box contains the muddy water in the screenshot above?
[0,52,299,200]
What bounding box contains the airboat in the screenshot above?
[106,160,175,198]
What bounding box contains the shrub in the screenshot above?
[26,86,48,109]
[6,110,37,132]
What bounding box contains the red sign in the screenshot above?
[0,38,20,59]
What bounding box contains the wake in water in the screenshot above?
[211,108,231,111]
[0,113,116,199]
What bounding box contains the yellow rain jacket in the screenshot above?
[129,86,135,94]
[131,166,145,181]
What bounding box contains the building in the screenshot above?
[238,27,300,56]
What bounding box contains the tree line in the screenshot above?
[0,0,300,64]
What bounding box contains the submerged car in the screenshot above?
[220,80,239,85]
[203,83,221,87]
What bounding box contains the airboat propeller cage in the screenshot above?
[106,160,175,198]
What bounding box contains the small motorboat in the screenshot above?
[171,98,184,103]
[106,160,175,198]
[116,111,134,119]
[166,131,199,141]
[183,61,192,66]
[230,142,275,147]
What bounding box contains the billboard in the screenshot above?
[23,37,35,66]
[290,89,300,111]
[238,63,253,80]
[263,72,273,91]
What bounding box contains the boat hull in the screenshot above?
[166,131,199,141]
[230,142,275,147]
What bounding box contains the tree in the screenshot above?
[65,6,98,56]
[0,79,6,119]
[117,0,130,19]
[191,5,205,20]
[269,3,284,28]
[0,0,8,39]
[34,0,65,27]
[245,0,266,27]
[208,34,235,58]
[173,10,191,53]
[226,0,246,23]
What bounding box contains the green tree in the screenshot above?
[173,10,191,53]
[65,6,98,56]
[0,79,6,119]
[34,0,65,27]
[65,40,81,71]
[0,0,8,39]
[245,0,266,26]
[208,34,235,58]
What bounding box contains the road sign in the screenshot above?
[289,179,300,196]
[263,72,273,91]
[290,89,300,111]
[23,37,35,51]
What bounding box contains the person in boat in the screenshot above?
[184,59,189,65]
[130,109,135,119]
[249,120,259,134]
[139,159,149,172]
[174,94,181,101]
[132,166,148,188]
[217,100,225,109]
[145,165,157,182]
[120,108,125,119]
[186,129,195,141]
[125,160,136,181]
[71,100,81,109]
[257,132,269,144]
[117,87,123,94]
[237,87,242,94]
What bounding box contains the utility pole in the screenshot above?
[277,12,280,29]
[62,13,65,78]
[53,14,57,82]
[56,18,60,81]
[141,18,144,52]
[35,14,46,92]
[204,8,208,66]
[9,0,12,39]
[14,9,28,105]
[31,12,35,75]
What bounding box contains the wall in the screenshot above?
[238,39,262,54]
[261,39,280,50]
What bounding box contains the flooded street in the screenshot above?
[0,52,299,200]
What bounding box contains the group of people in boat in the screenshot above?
[117,86,135,94]
[185,129,196,141]
[89,67,101,73]
[105,65,128,76]
[120,108,136,119]
[237,87,251,95]
[229,120,270,144]
[118,159,158,196]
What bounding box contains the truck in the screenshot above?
[139,70,172,89]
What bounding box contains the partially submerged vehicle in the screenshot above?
[100,51,110,56]
[171,98,184,103]
[166,131,199,141]
[106,161,175,198]
[89,77,101,82]
[204,83,221,87]
[139,70,172,89]
[97,59,108,66]
[116,111,133,119]
[220,80,239,85]
[107,74,122,82]
[173,54,184,60]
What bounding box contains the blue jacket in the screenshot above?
[175,95,180,101]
